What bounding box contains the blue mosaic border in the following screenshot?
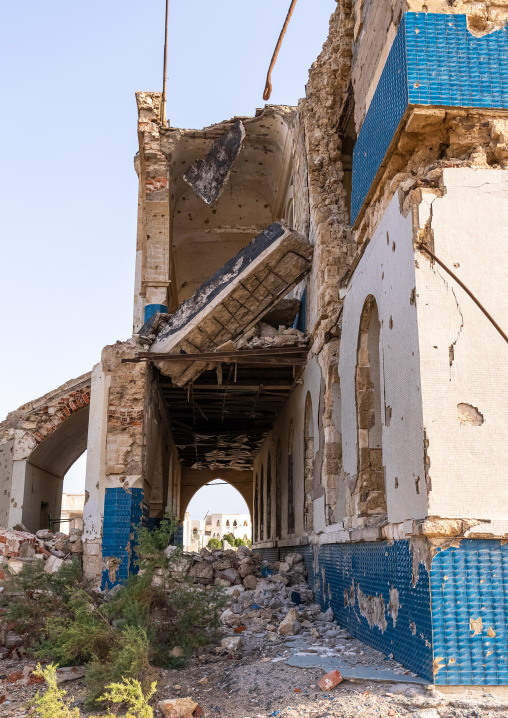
[101,487,149,589]
[280,541,433,682]
[351,13,508,224]
[431,539,508,685]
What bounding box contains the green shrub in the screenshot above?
[29,663,155,718]
[207,538,222,550]
[223,533,235,546]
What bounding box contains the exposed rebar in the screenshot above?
[263,0,298,101]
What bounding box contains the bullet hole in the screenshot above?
[212,209,217,214]
[433,346,438,349]
[385,405,392,426]
[457,403,484,426]
[392,241,396,252]
[394,477,399,489]
[410,288,416,305]
[389,316,393,329]
[382,272,384,280]
[415,476,421,494]
[177,210,181,214]
[264,204,269,209]
[204,219,209,224]
[453,262,460,268]
[386,232,390,245]
[182,196,186,200]
[238,204,242,208]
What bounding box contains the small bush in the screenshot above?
[29,663,155,718]
[207,538,222,550]
[223,533,235,546]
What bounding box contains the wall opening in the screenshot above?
[288,420,295,534]
[338,86,357,222]
[355,296,387,518]
[183,479,251,551]
[254,473,259,542]
[304,392,315,531]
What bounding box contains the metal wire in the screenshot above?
[263,0,298,101]
[417,243,508,345]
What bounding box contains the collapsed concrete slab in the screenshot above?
[183,120,246,205]
[142,221,313,386]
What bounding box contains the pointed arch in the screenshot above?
[354,295,387,518]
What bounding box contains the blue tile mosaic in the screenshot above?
[351,13,508,224]
[101,487,149,590]
[431,540,508,686]
[144,304,167,323]
[278,541,433,682]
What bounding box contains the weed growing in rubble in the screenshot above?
[0,558,88,640]
[12,513,227,703]
[29,663,155,718]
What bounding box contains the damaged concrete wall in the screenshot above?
[0,374,91,532]
[414,168,508,533]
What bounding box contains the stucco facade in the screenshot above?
[1,0,508,685]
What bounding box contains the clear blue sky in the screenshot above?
[0,0,336,517]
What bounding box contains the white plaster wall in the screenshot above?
[83,363,110,544]
[21,463,63,533]
[415,168,508,526]
[340,193,428,524]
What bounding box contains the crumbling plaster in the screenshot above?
[414,167,508,532]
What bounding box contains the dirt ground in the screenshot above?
[2,648,508,718]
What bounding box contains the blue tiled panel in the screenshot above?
[431,540,508,685]
[101,487,149,590]
[351,13,508,224]
[280,541,433,682]
[351,15,409,225]
[144,304,167,323]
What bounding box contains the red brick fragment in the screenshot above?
[7,672,23,683]
[234,626,246,633]
[318,669,343,691]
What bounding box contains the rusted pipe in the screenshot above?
[161,0,169,125]
[263,0,298,101]
[417,242,508,345]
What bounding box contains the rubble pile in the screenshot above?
[0,526,83,580]
[235,322,307,350]
[170,545,347,657]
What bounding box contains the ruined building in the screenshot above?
[2,0,508,687]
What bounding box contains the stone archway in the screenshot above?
[0,373,91,532]
[179,468,253,521]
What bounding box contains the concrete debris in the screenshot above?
[0,527,82,584]
[158,696,200,718]
[183,120,246,206]
[235,322,307,350]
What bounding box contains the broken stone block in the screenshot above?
[221,635,242,652]
[318,669,343,691]
[7,559,24,575]
[189,561,214,584]
[183,120,246,206]
[170,646,184,658]
[279,607,301,636]
[158,697,199,718]
[44,555,63,574]
[243,574,257,590]
[217,567,239,584]
[215,578,231,588]
[55,666,86,684]
[285,553,304,567]
[318,607,334,622]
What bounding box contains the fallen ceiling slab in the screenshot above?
[183,120,246,205]
[142,221,313,387]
